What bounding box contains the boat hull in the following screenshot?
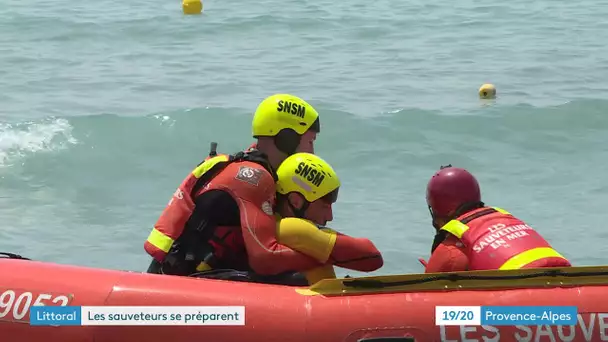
[1,259,607,342]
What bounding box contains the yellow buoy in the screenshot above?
[182,0,202,14]
[478,83,496,99]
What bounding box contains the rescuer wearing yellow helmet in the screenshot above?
[273,153,384,284]
[252,93,320,159]
[145,94,328,285]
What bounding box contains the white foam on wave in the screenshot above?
[0,118,78,167]
[151,114,174,124]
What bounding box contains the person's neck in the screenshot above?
[256,140,284,170]
[276,200,297,220]
[453,203,485,219]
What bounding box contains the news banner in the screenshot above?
[436,306,577,326]
[29,305,575,326]
[29,306,245,326]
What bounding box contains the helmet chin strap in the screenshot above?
[428,206,444,230]
[432,219,442,230]
[429,209,449,253]
[273,129,301,156]
[287,196,310,219]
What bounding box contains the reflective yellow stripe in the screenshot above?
[304,265,336,285]
[492,207,511,215]
[146,228,175,253]
[192,155,229,178]
[196,262,212,271]
[441,207,510,238]
[440,220,470,239]
[499,247,567,270]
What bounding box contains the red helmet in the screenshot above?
[426,165,481,218]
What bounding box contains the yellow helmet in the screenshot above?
[276,153,340,203]
[252,94,320,137]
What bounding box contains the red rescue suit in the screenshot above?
[425,206,571,273]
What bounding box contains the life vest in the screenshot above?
[439,207,570,271]
[144,148,273,265]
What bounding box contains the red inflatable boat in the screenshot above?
[1,254,608,342]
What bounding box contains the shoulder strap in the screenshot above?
[232,149,277,181]
[458,207,498,224]
[431,207,503,253]
[190,158,231,198]
[189,148,275,198]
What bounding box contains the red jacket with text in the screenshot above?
[425,206,571,273]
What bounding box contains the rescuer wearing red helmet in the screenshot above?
[424,164,571,273]
[143,94,327,284]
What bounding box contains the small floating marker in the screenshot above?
[183,0,203,14]
[478,83,496,99]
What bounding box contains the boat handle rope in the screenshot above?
[342,269,608,288]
